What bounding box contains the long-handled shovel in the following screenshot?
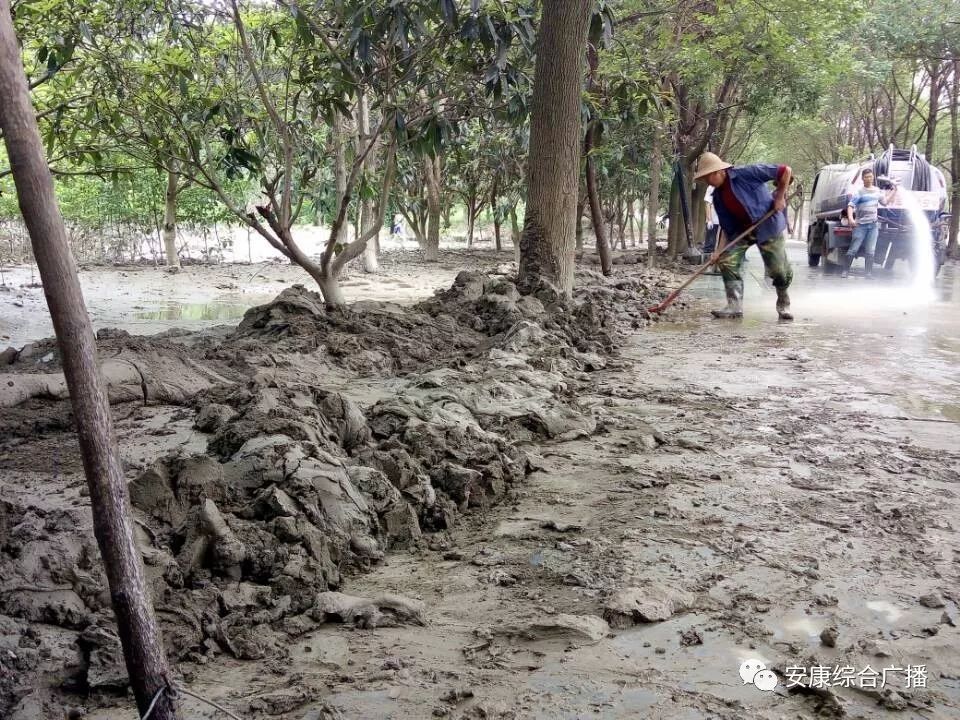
[646,199,791,315]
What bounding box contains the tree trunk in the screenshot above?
[575,187,586,251]
[493,214,502,251]
[691,179,707,249]
[517,0,593,295]
[332,111,349,248]
[671,163,694,256]
[0,7,178,719]
[161,166,180,268]
[357,94,379,274]
[490,177,502,251]
[617,196,627,249]
[667,177,681,258]
[949,59,959,258]
[794,193,805,240]
[647,127,663,266]
[318,141,397,305]
[510,204,521,264]
[585,123,612,275]
[925,62,942,161]
[316,272,347,306]
[424,155,441,262]
[466,195,476,248]
[404,210,426,246]
[639,195,647,240]
[628,198,636,247]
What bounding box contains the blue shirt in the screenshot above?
[711,164,788,245]
[847,186,885,224]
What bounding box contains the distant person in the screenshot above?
[844,167,897,278]
[391,213,407,249]
[703,186,719,254]
[694,152,794,321]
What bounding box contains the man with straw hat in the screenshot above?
[693,152,794,320]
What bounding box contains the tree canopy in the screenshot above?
[3,0,959,275]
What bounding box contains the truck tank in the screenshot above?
[806,145,948,276]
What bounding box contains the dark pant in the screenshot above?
[703,226,719,254]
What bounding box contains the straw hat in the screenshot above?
[693,152,732,180]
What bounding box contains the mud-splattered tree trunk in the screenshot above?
[424,155,441,262]
[647,127,663,266]
[161,165,180,268]
[0,5,178,718]
[517,0,593,295]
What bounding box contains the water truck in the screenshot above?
[806,145,949,276]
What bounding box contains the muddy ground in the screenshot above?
[0,250,476,349]
[1,246,959,720]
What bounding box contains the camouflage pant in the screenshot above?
[717,232,793,290]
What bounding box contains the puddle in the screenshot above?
[864,599,905,624]
[768,608,829,644]
[133,302,252,321]
[611,614,780,705]
[895,396,960,422]
[525,672,660,717]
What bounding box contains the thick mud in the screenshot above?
[1,248,958,719]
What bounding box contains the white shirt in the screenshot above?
[704,187,719,227]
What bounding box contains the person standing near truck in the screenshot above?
[843,168,897,278]
[694,152,794,321]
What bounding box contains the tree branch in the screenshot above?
[229,0,294,227]
[331,141,396,275]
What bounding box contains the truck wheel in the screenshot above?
[808,253,821,267]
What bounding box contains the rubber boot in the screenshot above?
[775,286,793,321]
[711,282,743,319]
[864,254,874,278]
[840,254,853,278]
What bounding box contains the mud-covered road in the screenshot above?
[227,248,960,719]
[2,245,959,719]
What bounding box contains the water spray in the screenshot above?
[894,187,937,294]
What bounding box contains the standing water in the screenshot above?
[896,187,937,298]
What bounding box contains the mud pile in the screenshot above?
[221,268,670,375]
[0,265,675,715]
